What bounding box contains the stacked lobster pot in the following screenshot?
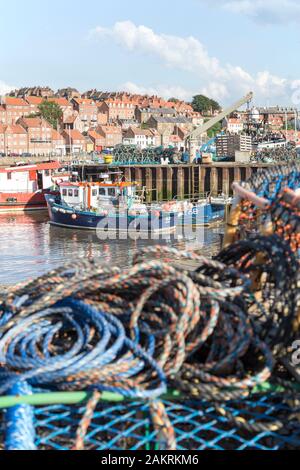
[0,163,299,450]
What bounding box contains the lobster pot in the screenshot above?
[1,390,300,450]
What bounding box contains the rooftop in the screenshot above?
[150,116,192,124]
[5,97,29,107]
[19,117,51,128]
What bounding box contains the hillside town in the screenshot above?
[0,86,204,157]
[0,86,299,160]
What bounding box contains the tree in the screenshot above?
[207,122,222,138]
[37,100,63,129]
[191,94,221,114]
[168,97,180,103]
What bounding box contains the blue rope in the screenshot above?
[0,299,166,399]
[5,381,36,450]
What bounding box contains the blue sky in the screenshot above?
[0,0,300,106]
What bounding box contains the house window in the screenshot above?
[68,189,73,197]
[99,188,106,196]
[108,188,116,196]
[62,189,67,196]
[74,189,79,197]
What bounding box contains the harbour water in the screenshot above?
[0,211,223,286]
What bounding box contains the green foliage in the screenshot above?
[284,122,295,131]
[25,112,39,118]
[192,94,221,114]
[207,122,222,138]
[168,97,180,103]
[38,100,63,129]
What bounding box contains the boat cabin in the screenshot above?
[0,162,61,193]
[59,181,138,210]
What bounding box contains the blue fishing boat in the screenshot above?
[45,181,176,233]
[186,201,226,226]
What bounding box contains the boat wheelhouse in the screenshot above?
[0,161,61,212]
[58,180,140,211]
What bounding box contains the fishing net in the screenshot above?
[225,163,300,254]
[2,388,300,450]
[0,163,299,450]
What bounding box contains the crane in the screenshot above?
[186,92,253,162]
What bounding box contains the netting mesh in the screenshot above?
[3,394,298,450]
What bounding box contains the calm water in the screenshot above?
[0,211,223,286]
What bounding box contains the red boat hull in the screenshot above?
[0,191,48,212]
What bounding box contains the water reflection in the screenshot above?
[0,211,223,285]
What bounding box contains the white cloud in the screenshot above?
[120,82,194,101]
[91,21,297,105]
[201,0,300,24]
[0,81,14,96]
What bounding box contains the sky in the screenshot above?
[0,0,300,106]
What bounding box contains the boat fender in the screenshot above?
[72,214,77,220]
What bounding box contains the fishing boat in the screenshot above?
[45,180,176,233]
[0,161,63,212]
[173,193,229,226]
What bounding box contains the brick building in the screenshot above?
[18,117,53,155]
[1,97,30,124]
[57,88,80,101]
[0,123,28,155]
[88,130,106,152]
[146,116,193,136]
[0,105,6,124]
[135,107,176,124]
[52,129,66,156]
[98,99,135,122]
[63,114,84,133]
[96,125,122,148]
[62,129,86,154]
[123,127,159,148]
[25,96,43,114]
[72,98,98,131]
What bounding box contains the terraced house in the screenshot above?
[1,97,30,124]
[18,117,53,155]
[0,123,28,155]
[72,98,98,131]
[99,98,136,122]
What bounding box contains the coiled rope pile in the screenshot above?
[225,163,300,254]
[0,163,299,450]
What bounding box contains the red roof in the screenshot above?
[98,125,122,135]
[88,130,102,140]
[52,129,63,140]
[0,161,61,173]
[25,96,43,105]
[48,97,71,107]
[73,98,95,106]
[20,117,51,128]
[0,124,27,134]
[5,97,28,107]
[63,129,85,140]
[7,124,27,134]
